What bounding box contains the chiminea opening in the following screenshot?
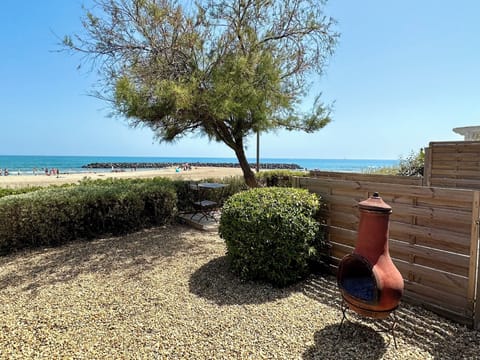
[338,254,377,303]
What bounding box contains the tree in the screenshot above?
[64,0,338,187]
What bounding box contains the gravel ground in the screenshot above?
[0,224,479,359]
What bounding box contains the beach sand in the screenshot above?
[0,167,244,188]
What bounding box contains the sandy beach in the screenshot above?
[0,166,244,188]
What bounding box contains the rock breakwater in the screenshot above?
[82,162,302,170]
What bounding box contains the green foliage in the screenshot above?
[0,186,43,199]
[219,187,328,287]
[0,178,177,255]
[362,166,398,175]
[255,170,310,187]
[0,176,249,255]
[362,148,425,176]
[397,148,425,176]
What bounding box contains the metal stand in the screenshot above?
[190,200,218,222]
[339,300,399,349]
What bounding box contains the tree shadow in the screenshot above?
[303,323,386,360]
[0,225,198,294]
[189,255,294,305]
[301,274,480,359]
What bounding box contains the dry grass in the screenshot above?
[0,224,478,359]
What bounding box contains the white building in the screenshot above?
[453,126,480,141]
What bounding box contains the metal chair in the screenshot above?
[189,183,218,222]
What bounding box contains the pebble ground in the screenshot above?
[0,225,478,359]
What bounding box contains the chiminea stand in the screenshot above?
[338,299,399,349]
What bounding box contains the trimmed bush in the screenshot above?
[0,178,177,254]
[255,169,310,187]
[0,186,44,199]
[219,187,327,287]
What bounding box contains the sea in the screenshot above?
[0,155,399,175]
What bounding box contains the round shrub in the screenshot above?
[219,187,324,287]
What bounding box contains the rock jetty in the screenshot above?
[82,162,302,170]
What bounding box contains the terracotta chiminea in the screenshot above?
[337,192,404,319]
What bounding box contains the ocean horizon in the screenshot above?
[0,155,399,175]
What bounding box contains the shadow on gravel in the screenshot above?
[0,225,197,293]
[189,255,294,305]
[301,273,480,359]
[303,323,386,360]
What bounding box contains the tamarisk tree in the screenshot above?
[64,0,338,187]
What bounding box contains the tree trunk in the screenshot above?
[233,144,258,188]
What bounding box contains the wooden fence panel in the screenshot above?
[425,141,480,189]
[294,176,480,328]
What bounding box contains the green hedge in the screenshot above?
[0,186,44,199]
[255,170,310,187]
[0,178,177,255]
[219,187,328,287]
[0,175,247,255]
[2,172,307,256]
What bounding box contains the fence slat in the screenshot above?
[470,192,480,329]
[390,222,470,254]
[390,239,470,276]
[404,281,470,316]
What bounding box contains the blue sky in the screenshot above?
[1,1,478,160]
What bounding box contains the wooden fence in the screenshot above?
[292,175,480,328]
[425,141,480,189]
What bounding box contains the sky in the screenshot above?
[1,0,479,160]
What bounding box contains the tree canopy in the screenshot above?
[64,0,338,187]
